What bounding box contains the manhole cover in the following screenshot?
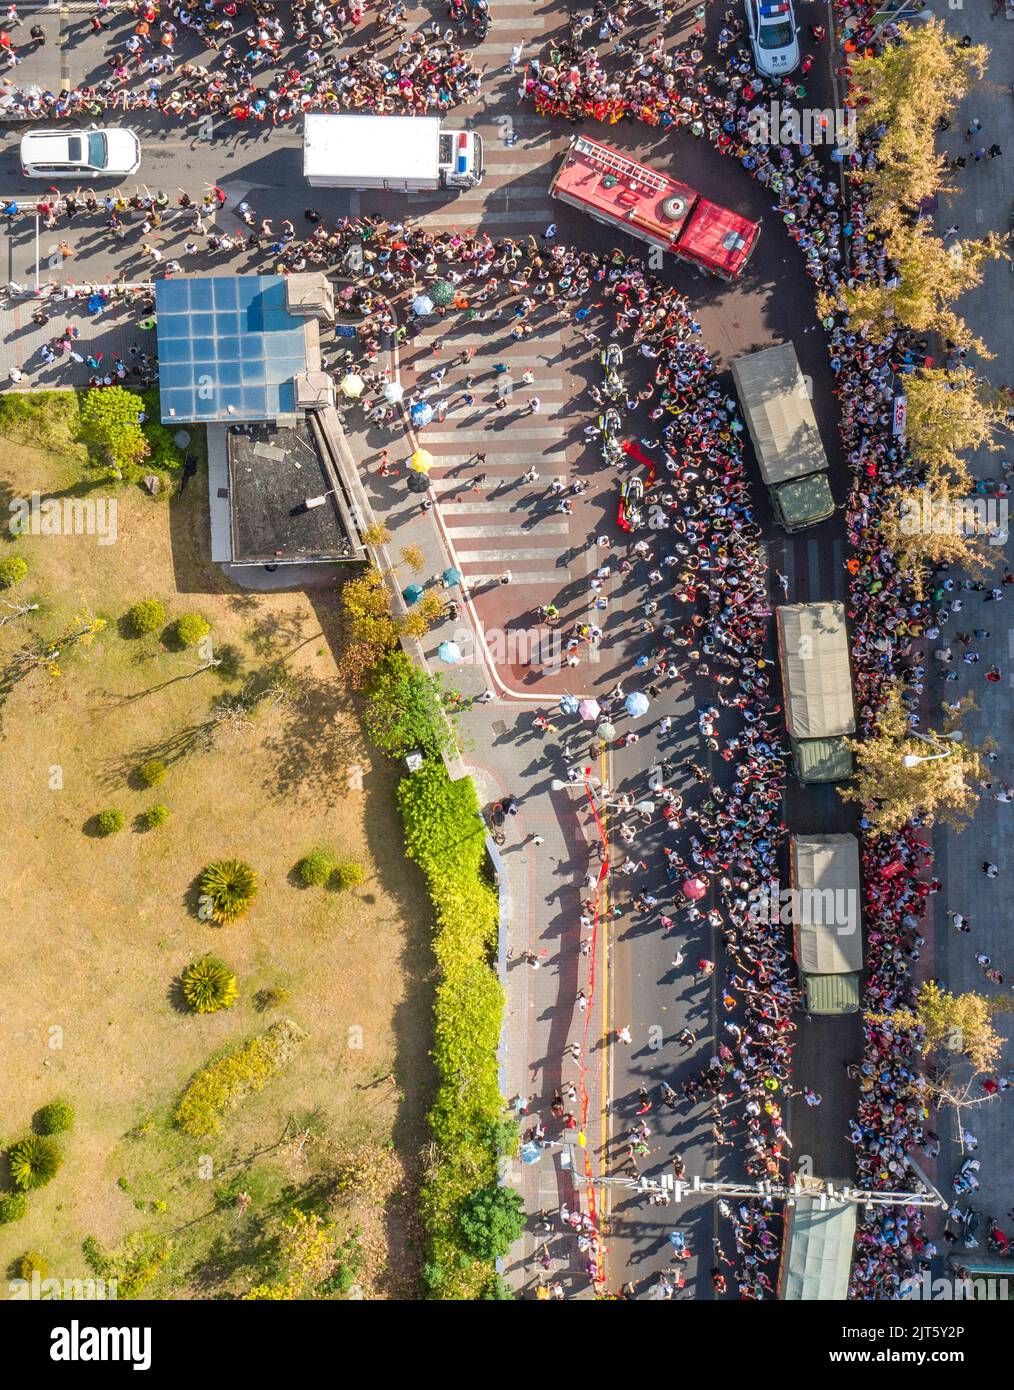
[492,720,508,737]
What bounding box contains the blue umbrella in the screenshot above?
[520,1141,543,1164]
[403,584,423,605]
[438,641,463,664]
[410,401,434,428]
[412,294,434,316]
[442,567,462,587]
[559,694,579,715]
[625,691,650,718]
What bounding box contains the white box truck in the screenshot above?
[303,113,483,192]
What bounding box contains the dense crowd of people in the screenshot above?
[1,0,1005,1301]
[515,0,1011,1297]
[0,0,481,123]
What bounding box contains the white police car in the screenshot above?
[744,0,800,77]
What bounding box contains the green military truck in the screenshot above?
[790,833,863,1015]
[731,342,834,531]
[776,601,856,783]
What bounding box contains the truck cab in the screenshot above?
[438,130,484,189]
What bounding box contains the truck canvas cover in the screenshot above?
[731,342,829,486]
[779,1196,857,1300]
[790,835,863,974]
[302,114,440,184]
[776,602,855,740]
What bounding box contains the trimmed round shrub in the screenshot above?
[335,861,365,891]
[127,598,166,635]
[0,555,28,589]
[181,956,238,1014]
[139,758,166,787]
[36,1100,74,1135]
[299,849,336,887]
[175,613,210,647]
[18,1251,48,1280]
[199,859,258,925]
[0,1193,28,1224]
[95,808,125,836]
[145,804,170,829]
[9,1135,62,1191]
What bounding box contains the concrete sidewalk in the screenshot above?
[929,3,1014,1234]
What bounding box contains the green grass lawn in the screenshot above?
[0,416,433,1299]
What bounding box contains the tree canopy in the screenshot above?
[839,684,988,830]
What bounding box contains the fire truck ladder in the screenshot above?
[572,137,669,193]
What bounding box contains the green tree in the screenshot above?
[17,1251,48,1280]
[127,598,166,636]
[35,1100,74,1135]
[818,226,1006,352]
[175,613,210,648]
[80,386,149,474]
[458,1184,525,1260]
[893,980,1004,1073]
[334,861,365,890]
[881,484,995,596]
[0,1193,28,1224]
[298,848,336,886]
[362,648,454,758]
[839,684,988,830]
[0,555,28,589]
[849,20,987,223]
[905,366,1011,482]
[95,808,126,836]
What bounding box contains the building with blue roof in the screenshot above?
[155,273,335,424]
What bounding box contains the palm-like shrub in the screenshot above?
[181,957,238,1014]
[9,1135,62,1191]
[298,849,336,887]
[200,859,258,924]
[127,598,166,635]
[145,804,169,829]
[36,1100,74,1135]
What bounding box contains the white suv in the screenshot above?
[745,0,800,78]
[19,127,141,179]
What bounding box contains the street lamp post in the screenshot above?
[902,728,963,769]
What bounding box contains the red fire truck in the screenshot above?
[549,135,759,280]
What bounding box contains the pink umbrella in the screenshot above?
[682,876,707,901]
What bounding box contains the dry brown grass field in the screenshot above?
[0,416,434,1299]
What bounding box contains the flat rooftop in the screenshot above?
[227,422,357,564]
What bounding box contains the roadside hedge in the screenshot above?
[395,759,510,1300]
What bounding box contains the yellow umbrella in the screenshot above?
[409,449,434,473]
[339,373,365,398]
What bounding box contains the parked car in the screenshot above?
[19,127,141,179]
[744,0,800,77]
